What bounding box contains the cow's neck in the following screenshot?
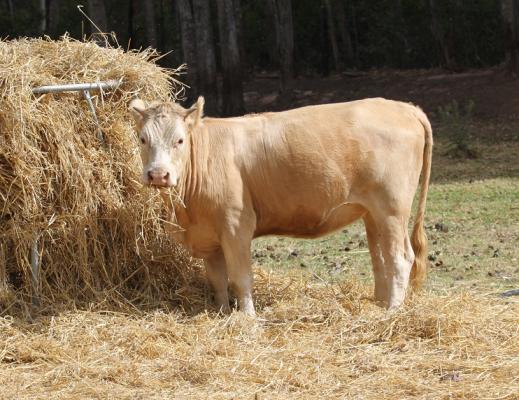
[163,122,208,230]
[183,122,205,204]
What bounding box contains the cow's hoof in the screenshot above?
[222,311,264,333]
[216,304,232,315]
[386,303,404,314]
[374,298,388,308]
[241,308,256,318]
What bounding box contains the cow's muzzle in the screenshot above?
[146,168,175,187]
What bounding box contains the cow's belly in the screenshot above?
[254,202,367,239]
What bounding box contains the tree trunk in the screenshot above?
[127,0,134,44]
[87,0,108,33]
[320,2,330,75]
[335,0,354,67]
[502,0,519,75]
[429,0,452,68]
[392,0,409,67]
[192,0,218,115]
[350,1,360,67]
[324,0,341,72]
[144,1,158,49]
[233,0,246,73]
[7,0,14,25]
[216,0,244,116]
[176,0,199,100]
[159,0,165,50]
[266,0,294,93]
[39,0,46,35]
[48,0,60,37]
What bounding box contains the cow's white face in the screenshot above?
[129,97,204,188]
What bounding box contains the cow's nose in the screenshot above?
[147,169,171,186]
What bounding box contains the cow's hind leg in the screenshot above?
[205,251,231,313]
[363,213,388,305]
[373,213,415,310]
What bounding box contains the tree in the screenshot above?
[502,0,519,75]
[176,0,199,101]
[392,0,409,67]
[128,0,135,44]
[216,0,245,116]
[47,0,61,37]
[323,0,341,72]
[143,1,158,49]
[39,0,46,35]
[6,0,14,27]
[192,0,218,115]
[233,0,246,68]
[335,0,355,67]
[87,0,108,33]
[428,0,452,68]
[176,0,219,114]
[320,1,330,74]
[266,0,294,92]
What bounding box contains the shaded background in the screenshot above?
[0,0,518,116]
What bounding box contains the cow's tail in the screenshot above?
[409,106,433,290]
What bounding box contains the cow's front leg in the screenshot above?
[204,251,230,313]
[221,231,255,316]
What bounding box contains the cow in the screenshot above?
[129,97,433,316]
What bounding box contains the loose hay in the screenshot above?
[0,36,206,313]
[0,278,517,399]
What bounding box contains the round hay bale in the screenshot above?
[0,36,204,313]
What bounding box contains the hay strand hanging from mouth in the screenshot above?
[0,36,205,314]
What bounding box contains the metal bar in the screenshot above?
[32,79,122,94]
[31,79,121,145]
[30,238,40,306]
[83,90,105,144]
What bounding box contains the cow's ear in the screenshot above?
[129,98,147,129]
[184,96,205,126]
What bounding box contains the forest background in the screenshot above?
[1,0,517,116]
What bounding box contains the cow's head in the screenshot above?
[129,97,204,188]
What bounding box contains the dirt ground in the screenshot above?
[244,67,519,122]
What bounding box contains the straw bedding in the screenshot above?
[0,38,518,398]
[0,274,517,399]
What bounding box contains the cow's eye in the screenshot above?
[178,138,184,145]
[140,137,146,145]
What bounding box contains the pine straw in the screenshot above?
[0,271,517,399]
[0,36,207,313]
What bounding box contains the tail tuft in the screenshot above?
[410,219,428,289]
[410,106,433,290]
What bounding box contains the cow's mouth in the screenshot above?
[149,182,172,188]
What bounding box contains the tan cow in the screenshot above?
[129,97,433,316]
